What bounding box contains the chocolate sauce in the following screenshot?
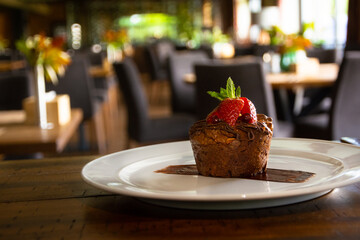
[155,164,315,183]
[189,114,273,142]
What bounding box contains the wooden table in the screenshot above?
[0,60,26,72]
[0,155,359,239]
[266,63,339,89]
[0,109,83,155]
[268,63,339,117]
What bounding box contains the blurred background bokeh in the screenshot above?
[0,0,349,54]
[2,0,358,158]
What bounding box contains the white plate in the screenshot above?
[81,138,360,210]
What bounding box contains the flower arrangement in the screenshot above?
[103,29,131,62]
[103,29,129,50]
[279,34,312,55]
[267,26,312,54]
[267,26,312,72]
[16,34,71,84]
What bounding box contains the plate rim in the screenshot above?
[81,138,360,202]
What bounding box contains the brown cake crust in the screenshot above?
[189,114,273,178]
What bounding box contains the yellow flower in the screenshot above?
[16,34,71,84]
[103,29,129,49]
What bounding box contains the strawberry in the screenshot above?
[207,98,244,126]
[239,97,257,124]
[206,77,257,126]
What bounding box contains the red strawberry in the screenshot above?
[239,97,257,124]
[206,98,244,126]
[207,77,257,126]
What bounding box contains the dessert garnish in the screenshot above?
[206,77,257,126]
[155,77,315,182]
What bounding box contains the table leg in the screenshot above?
[274,88,293,122]
[293,87,305,116]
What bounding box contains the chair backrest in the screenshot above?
[87,50,106,67]
[252,44,279,57]
[194,57,277,123]
[0,49,14,61]
[145,39,175,81]
[112,58,149,140]
[0,72,31,110]
[167,50,209,113]
[198,44,214,59]
[46,55,96,120]
[330,51,360,139]
[306,48,337,63]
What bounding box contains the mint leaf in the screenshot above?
[220,88,228,99]
[207,77,242,101]
[226,77,235,98]
[236,86,241,98]
[207,91,224,101]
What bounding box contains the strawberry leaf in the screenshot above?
[220,88,228,99]
[207,91,224,101]
[207,77,242,101]
[226,77,235,98]
[236,86,241,98]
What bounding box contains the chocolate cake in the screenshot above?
[189,114,273,177]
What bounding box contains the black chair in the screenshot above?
[167,50,209,114]
[84,50,120,138]
[0,49,14,61]
[144,39,175,103]
[194,57,293,137]
[198,44,214,59]
[46,56,107,154]
[145,39,175,82]
[252,44,279,57]
[306,48,337,64]
[113,58,196,147]
[0,72,31,110]
[299,47,338,116]
[87,50,107,67]
[294,51,360,140]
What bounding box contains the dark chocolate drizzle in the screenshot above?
[155,164,315,183]
[189,114,273,141]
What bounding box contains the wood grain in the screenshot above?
[0,109,83,154]
[0,156,360,239]
[267,63,339,89]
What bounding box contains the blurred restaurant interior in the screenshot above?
[1,0,359,159]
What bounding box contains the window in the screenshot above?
[236,0,348,49]
[301,0,348,48]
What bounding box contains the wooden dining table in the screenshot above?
[0,108,83,155]
[270,63,339,117]
[0,152,359,239]
[266,63,339,88]
[0,60,26,72]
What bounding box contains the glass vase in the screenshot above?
[34,64,50,129]
[280,50,296,72]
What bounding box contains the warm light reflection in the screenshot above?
[71,23,81,49]
[202,0,212,27]
[130,14,141,25]
[213,42,235,59]
[91,44,102,53]
[235,0,251,42]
